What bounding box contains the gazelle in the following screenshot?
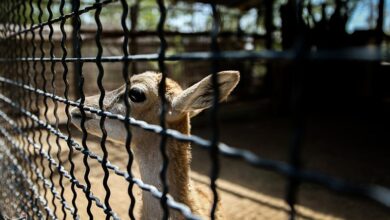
[70,71,240,219]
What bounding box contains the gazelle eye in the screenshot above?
[129,87,146,103]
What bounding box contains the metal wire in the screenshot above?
[19,1,34,217]
[4,0,118,39]
[14,0,29,215]
[156,0,170,219]
[0,142,55,219]
[209,3,221,219]
[27,0,42,217]
[59,0,79,218]
[37,0,59,217]
[119,0,137,218]
[94,0,113,218]
[72,0,94,218]
[48,0,69,217]
[0,96,120,219]
[1,1,390,220]
[0,110,78,219]
[0,47,387,63]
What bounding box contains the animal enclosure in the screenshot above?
[0,0,390,219]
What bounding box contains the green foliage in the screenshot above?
[20,0,260,33]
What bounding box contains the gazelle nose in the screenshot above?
[70,107,94,120]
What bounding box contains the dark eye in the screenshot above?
[129,87,146,103]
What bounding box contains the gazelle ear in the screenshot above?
[172,71,240,113]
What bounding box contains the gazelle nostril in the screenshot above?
[70,108,82,119]
[70,107,93,120]
[70,108,93,120]
[84,112,94,119]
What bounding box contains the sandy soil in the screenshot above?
[26,132,340,220]
[3,100,390,220]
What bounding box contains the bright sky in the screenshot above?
[166,1,390,34]
[347,0,390,33]
[80,1,390,34]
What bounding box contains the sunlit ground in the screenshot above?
[7,98,389,220]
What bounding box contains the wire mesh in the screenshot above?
[0,0,389,220]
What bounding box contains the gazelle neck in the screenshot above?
[132,115,198,220]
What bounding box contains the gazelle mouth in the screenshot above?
[71,112,94,120]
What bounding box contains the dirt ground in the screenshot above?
[5,100,390,220]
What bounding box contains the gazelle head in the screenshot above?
[70,71,240,144]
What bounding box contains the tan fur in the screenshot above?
[70,71,240,219]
